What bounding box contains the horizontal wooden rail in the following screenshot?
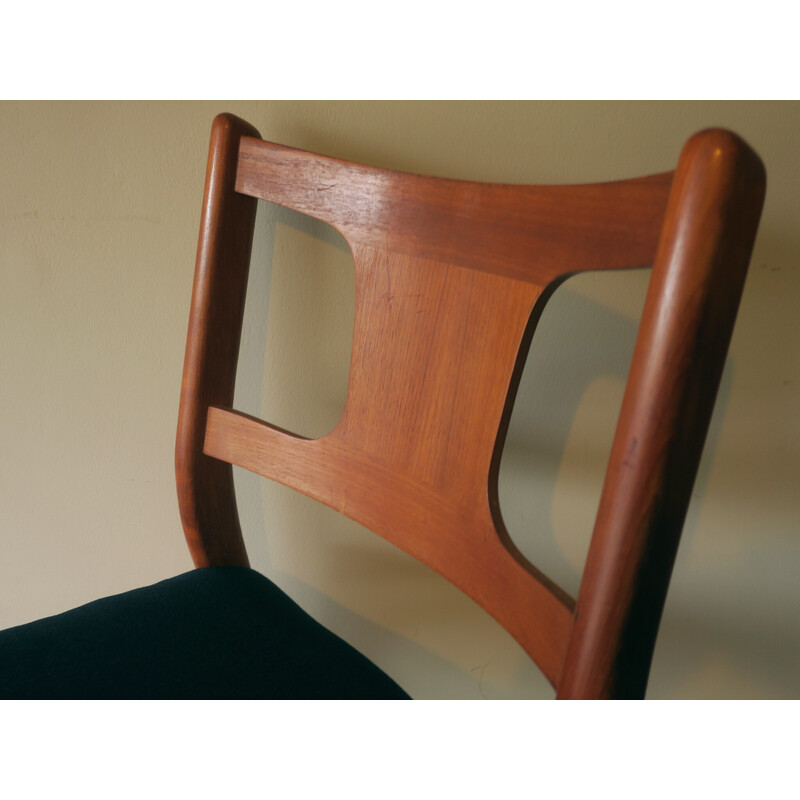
[236,137,674,285]
[205,405,575,688]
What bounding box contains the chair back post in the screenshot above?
[557,129,766,698]
[175,114,260,567]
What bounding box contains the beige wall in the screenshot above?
[1,101,797,698]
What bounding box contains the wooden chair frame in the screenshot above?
[176,114,765,699]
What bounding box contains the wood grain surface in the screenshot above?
[177,114,765,697]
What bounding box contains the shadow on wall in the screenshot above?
[502,275,737,598]
[652,606,800,699]
[228,195,800,699]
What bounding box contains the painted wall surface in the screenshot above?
[1,101,797,698]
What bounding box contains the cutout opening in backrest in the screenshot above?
[497,268,650,599]
[234,201,355,440]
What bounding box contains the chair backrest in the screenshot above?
[175,113,766,698]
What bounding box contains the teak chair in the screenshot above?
[0,114,765,699]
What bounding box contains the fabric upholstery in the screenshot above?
[0,567,410,699]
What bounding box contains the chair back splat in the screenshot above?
[177,114,766,698]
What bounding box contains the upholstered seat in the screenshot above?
[0,567,409,699]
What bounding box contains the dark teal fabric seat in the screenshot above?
[0,567,410,699]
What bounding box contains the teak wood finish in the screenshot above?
[176,114,766,698]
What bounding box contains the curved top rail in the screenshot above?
[235,136,674,286]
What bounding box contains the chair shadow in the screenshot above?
[229,198,788,699]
